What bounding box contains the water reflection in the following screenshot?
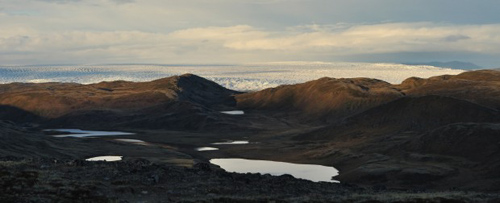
[86,156,122,162]
[196,147,219,151]
[115,139,147,145]
[210,158,339,183]
[220,110,244,115]
[212,140,249,145]
[45,129,134,138]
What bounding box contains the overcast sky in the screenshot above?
[1,0,500,67]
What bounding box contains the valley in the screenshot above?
[1,70,500,202]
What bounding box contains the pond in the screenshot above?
[220,110,245,115]
[115,139,148,145]
[210,158,339,183]
[212,140,249,145]
[45,129,134,138]
[196,147,219,151]
[85,156,122,162]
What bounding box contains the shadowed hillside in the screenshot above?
[0,105,42,124]
[295,95,499,141]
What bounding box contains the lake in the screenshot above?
[212,140,249,145]
[196,147,219,151]
[220,110,245,115]
[85,156,122,162]
[210,158,339,183]
[45,129,134,138]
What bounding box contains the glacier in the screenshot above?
[0,62,465,91]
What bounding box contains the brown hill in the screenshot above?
[0,74,245,131]
[399,70,500,110]
[234,70,500,123]
[0,74,239,119]
[235,77,404,121]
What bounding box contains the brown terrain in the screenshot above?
[1,70,500,202]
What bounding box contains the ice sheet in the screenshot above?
[0,62,465,91]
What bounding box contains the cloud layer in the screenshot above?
[1,0,500,66]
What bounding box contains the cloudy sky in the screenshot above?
[1,0,500,67]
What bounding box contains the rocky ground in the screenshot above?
[1,157,499,202]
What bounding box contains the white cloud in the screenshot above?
[168,23,500,55]
[217,23,500,55]
[1,23,500,64]
[33,0,134,5]
[169,25,268,41]
[1,0,500,65]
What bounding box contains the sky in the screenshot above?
[1,0,500,67]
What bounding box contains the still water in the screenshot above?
[220,110,245,115]
[212,140,249,145]
[210,158,339,183]
[45,129,134,138]
[85,156,122,162]
[196,147,220,151]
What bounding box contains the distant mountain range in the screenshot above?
[403,61,482,70]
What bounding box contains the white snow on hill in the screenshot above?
[0,62,465,91]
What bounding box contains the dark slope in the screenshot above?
[0,120,194,166]
[347,95,499,129]
[294,95,499,141]
[0,121,73,158]
[0,105,42,124]
[45,101,259,131]
[175,74,240,108]
[408,123,500,163]
[293,102,500,190]
[399,123,500,191]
